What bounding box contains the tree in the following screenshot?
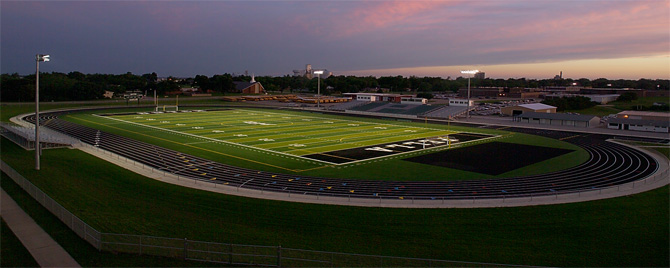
[416,92,434,99]
[210,74,234,93]
[155,79,179,95]
[193,75,210,91]
[616,92,638,102]
[541,96,596,111]
[70,81,103,100]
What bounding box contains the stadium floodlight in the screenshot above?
[314,70,324,108]
[35,54,50,170]
[37,54,50,62]
[460,70,479,119]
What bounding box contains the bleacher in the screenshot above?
[349,102,389,111]
[329,100,466,119]
[1,122,78,150]
[355,103,438,115]
[423,106,468,119]
[404,105,441,115]
[327,100,368,111]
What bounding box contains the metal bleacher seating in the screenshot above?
[327,100,368,111]
[349,102,389,111]
[423,106,468,119]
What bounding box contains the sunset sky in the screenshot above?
[2,0,669,79]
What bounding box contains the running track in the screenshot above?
[24,109,662,200]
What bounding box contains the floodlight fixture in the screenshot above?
[35,53,50,170]
[37,54,50,62]
[314,70,324,108]
[460,69,479,119]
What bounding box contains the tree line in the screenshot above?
[1,71,668,102]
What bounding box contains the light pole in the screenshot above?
[313,70,324,108]
[460,70,478,119]
[35,54,50,170]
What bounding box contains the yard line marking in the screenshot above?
[98,109,497,168]
[98,113,335,165]
[87,115,305,171]
[184,140,215,145]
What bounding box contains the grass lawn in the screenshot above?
[1,137,667,267]
[609,96,670,111]
[560,96,670,117]
[1,219,39,267]
[1,172,231,267]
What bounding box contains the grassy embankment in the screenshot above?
[1,219,40,267]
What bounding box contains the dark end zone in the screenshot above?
[403,141,574,175]
[303,132,494,164]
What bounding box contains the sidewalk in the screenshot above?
[1,188,80,268]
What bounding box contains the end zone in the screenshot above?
[303,133,496,165]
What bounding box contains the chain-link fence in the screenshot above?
[1,161,102,249]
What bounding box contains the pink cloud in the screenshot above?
[291,0,456,39]
[469,1,668,60]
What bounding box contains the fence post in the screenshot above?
[139,235,143,255]
[229,244,233,265]
[276,246,282,268]
[183,238,188,260]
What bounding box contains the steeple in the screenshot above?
[251,73,256,83]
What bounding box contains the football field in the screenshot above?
[101,108,493,165]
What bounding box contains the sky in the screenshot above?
[2,0,669,80]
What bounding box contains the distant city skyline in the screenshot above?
[2,1,668,80]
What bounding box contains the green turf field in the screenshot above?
[103,108,467,161]
[61,107,587,181]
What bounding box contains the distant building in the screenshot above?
[544,86,582,92]
[514,112,600,128]
[233,75,265,94]
[448,99,474,107]
[579,88,646,98]
[501,103,557,116]
[545,94,620,104]
[400,97,427,105]
[343,93,412,103]
[616,111,670,121]
[553,71,563,80]
[293,64,332,79]
[608,111,669,133]
[474,72,485,79]
[606,118,669,133]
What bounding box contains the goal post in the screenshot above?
[420,135,459,149]
[155,105,179,112]
[155,95,179,112]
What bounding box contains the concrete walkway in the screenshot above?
[1,188,80,268]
